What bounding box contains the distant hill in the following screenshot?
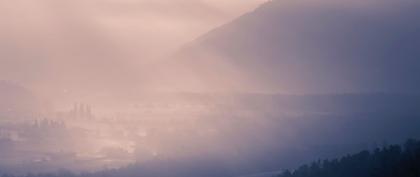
[175,0,420,93]
[0,81,48,120]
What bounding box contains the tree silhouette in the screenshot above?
[277,139,420,177]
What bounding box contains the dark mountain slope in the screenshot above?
[176,0,420,93]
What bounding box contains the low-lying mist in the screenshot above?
[1,0,420,177]
[1,82,420,176]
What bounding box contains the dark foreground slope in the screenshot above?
[277,139,420,177]
[176,0,420,93]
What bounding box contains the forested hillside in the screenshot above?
[277,139,420,177]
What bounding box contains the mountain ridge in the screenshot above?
[174,0,420,94]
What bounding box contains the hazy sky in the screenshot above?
[0,0,266,98]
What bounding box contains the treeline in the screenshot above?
[278,139,420,177]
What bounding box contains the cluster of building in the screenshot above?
[53,103,95,120]
[69,103,93,119]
